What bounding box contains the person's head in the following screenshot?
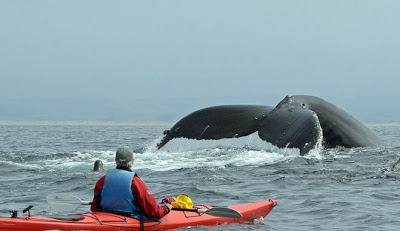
[115,146,134,169]
[93,159,104,172]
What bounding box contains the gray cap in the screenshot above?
[115,146,134,165]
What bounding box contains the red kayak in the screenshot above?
[0,200,277,231]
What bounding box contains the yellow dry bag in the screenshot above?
[171,194,194,209]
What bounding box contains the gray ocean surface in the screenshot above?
[0,122,399,230]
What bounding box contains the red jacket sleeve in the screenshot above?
[90,175,105,212]
[132,175,170,219]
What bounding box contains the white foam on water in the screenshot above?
[134,133,303,171]
[0,160,43,170]
[21,133,351,172]
[135,148,293,171]
[35,150,116,172]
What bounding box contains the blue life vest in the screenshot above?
[100,169,141,214]
[99,169,159,221]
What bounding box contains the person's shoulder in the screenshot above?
[133,174,147,184]
[97,175,106,182]
[133,173,142,182]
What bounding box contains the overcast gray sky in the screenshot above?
[1,1,399,122]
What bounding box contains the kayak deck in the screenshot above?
[0,200,277,231]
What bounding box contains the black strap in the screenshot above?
[138,214,145,231]
[97,209,138,217]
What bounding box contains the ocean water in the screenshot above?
[0,121,399,230]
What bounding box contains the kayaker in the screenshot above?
[92,159,104,172]
[90,146,172,220]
